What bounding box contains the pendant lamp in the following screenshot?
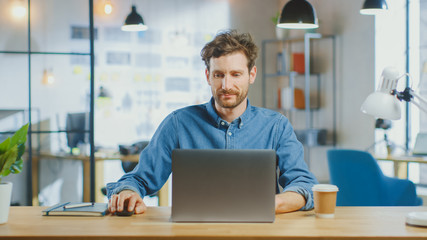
[121,5,148,32]
[11,0,26,18]
[360,0,388,15]
[104,0,113,15]
[277,0,318,29]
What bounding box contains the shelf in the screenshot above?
[302,143,336,148]
[262,33,324,44]
[265,72,321,78]
[273,107,321,112]
[0,51,90,55]
[261,34,337,168]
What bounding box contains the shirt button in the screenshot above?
[228,132,232,136]
[221,121,225,126]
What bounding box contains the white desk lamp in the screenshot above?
[360,66,427,227]
[361,66,427,119]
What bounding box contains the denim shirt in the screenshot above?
[107,98,318,210]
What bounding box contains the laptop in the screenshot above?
[171,149,276,223]
[413,133,427,156]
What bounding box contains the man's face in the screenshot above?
[205,51,256,109]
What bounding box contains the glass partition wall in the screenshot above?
[1,0,230,206]
[0,0,95,206]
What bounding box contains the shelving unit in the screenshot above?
[261,33,336,168]
[0,0,96,205]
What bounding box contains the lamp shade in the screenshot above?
[277,0,318,29]
[360,0,388,15]
[360,91,401,120]
[121,5,148,32]
[360,67,402,120]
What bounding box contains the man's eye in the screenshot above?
[214,74,224,78]
[233,73,241,77]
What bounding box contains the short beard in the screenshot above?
[213,88,248,109]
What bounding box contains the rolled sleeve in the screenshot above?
[275,115,318,211]
[106,112,178,200]
[284,186,314,210]
[106,182,142,199]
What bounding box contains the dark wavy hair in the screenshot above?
[200,30,258,71]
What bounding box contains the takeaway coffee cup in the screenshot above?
[312,184,339,218]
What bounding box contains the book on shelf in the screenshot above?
[280,87,305,110]
[42,202,109,216]
[291,52,305,74]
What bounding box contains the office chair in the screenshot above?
[101,141,149,196]
[327,149,423,206]
[119,141,149,173]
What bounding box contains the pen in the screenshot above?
[64,202,94,209]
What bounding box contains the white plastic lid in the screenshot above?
[406,211,427,227]
[312,184,339,192]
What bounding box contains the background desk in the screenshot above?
[375,155,427,179]
[32,152,169,206]
[1,206,427,239]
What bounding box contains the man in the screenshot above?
[107,30,318,215]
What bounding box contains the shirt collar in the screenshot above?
[205,97,253,129]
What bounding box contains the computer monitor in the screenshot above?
[66,112,89,151]
[413,133,427,155]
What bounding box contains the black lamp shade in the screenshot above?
[121,5,148,31]
[362,0,387,9]
[277,0,318,29]
[360,0,388,15]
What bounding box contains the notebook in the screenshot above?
[42,202,108,216]
[171,149,276,223]
[413,133,427,156]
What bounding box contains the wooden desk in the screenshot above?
[375,155,427,179]
[32,152,169,207]
[1,207,427,239]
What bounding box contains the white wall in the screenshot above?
[256,0,376,182]
[311,0,375,181]
[315,0,375,150]
[228,0,277,107]
[375,0,410,155]
[421,1,427,133]
[227,0,376,182]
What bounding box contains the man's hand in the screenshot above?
[109,190,147,214]
[275,191,306,214]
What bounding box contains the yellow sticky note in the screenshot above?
[73,66,82,74]
[100,73,108,82]
[134,73,143,82]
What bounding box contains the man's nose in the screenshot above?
[221,75,232,90]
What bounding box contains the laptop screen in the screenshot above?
[413,133,427,155]
[171,149,276,222]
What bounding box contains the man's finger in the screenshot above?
[117,193,127,212]
[135,201,147,214]
[109,194,117,213]
[127,196,137,212]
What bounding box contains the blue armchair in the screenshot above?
[327,149,423,206]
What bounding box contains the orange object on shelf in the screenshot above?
[292,53,305,74]
[280,87,306,110]
[294,88,305,109]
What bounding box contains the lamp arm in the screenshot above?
[411,91,427,114]
[412,91,427,105]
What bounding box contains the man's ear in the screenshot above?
[249,66,257,84]
[205,68,211,86]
